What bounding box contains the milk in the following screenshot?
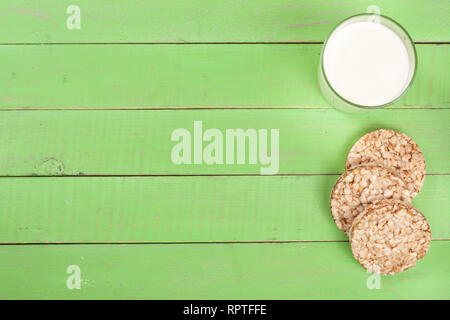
[323,21,413,107]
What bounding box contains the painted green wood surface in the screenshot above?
[0,109,448,176]
[0,175,448,243]
[1,1,449,300]
[0,44,447,109]
[1,0,449,43]
[0,242,448,299]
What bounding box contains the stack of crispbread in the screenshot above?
[330,129,431,275]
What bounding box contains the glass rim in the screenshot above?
[320,13,418,110]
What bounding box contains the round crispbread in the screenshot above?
[349,199,431,275]
[346,129,425,197]
[330,165,412,234]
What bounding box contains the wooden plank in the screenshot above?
[0,175,448,243]
[0,44,447,109]
[0,109,449,176]
[1,1,448,43]
[0,242,448,299]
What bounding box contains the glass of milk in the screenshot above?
[318,14,417,112]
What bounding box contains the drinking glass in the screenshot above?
[318,14,417,112]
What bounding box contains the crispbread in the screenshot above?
[330,165,412,234]
[346,129,425,196]
[349,199,431,275]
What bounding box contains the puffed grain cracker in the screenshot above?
[330,165,412,234]
[349,199,431,275]
[346,129,425,196]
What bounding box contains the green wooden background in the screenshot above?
[0,1,449,299]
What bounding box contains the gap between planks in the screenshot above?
[1,239,448,245]
[0,173,448,178]
[1,106,449,111]
[0,42,448,45]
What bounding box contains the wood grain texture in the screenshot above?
[0,175,448,243]
[0,109,448,176]
[0,44,447,109]
[1,0,449,43]
[0,242,448,299]
[1,0,449,301]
